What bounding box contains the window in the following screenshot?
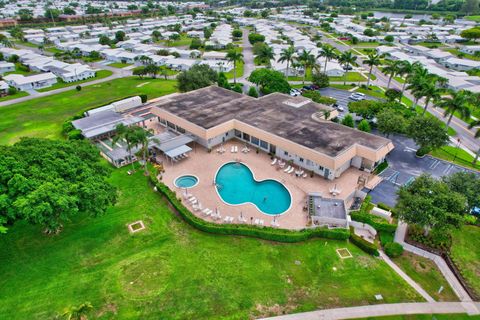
[251,136,259,146]
[177,126,185,133]
[260,140,268,150]
[167,121,175,130]
[284,151,289,156]
[243,133,250,141]
[235,130,242,138]
[299,158,304,163]
[318,165,324,171]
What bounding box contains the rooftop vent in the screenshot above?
[283,98,310,109]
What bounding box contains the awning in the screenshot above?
[165,145,192,158]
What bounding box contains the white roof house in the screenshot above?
[442,57,480,71]
[0,62,15,74]
[3,73,57,91]
[202,51,228,60]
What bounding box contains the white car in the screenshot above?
[336,106,345,112]
[349,92,366,101]
[290,89,300,97]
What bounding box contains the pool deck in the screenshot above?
[160,140,371,230]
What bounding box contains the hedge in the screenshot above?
[150,176,351,243]
[350,211,397,233]
[384,242,403,258]
[349,228,379,256]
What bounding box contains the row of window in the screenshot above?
[159,117,186,134]
[234,130,269,151]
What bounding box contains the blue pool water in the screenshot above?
[215,162,291,215]
[175,175,199,188]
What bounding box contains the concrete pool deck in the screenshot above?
[160,140,372,229]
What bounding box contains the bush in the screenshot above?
[76,85,82,91]
[379,231,394,246]
[7,87,17,95]
[350,211,397,233]
[416,146,430,157]
[312,72,329,88]
[248,86,258,98]
[151,177,351,243]
[139,94,147,103]
[248,33,265,44]
[377,202,393,211]
[384,242,403,258]
[373,160,388,174]
[232,83,242,93]
[67,129,84,140]
[349,229,379,256]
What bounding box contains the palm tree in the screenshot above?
[226,49,244,84]
[0,34,12,48]
[317,46,337,73]
[277,46,295,79]
[468,120,480,164]
[61,302,93,320]
[382,60,402,89]
[256,44,274,68]
[135,127,156,175]
[406,76,427,109]
[113,124,141,172]
[338,51,357,85]
[420,80,442,116]
[363,52,382,87]
[439,90,472,128]
[297,49,315,85]
[397,60,414,100]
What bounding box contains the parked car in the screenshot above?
[290,89,301,96]
[343,65,353,71]
[336,105,345,112]
[302,85,313,91]
[349,92,365,101]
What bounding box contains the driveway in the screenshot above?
[367,132,478,207]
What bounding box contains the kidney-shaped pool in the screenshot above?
[214,162,291,215]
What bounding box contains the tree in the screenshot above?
[382,60,401,89]
[232,29,242,39]
[217,72,230,89]
[261,9,270,18]
[152,30,162,42]
[341,114,354,127]
[99,35,111,46]
[61,302,93,320]
[248,86,258,98]
[115,31,126,42]
[17,9,33,21]
[461,0,480,16]
[248,69,290,94]
[396,174,466,235]
[420,81,442,116]
[176,64,218,92]
[189,38,202,49]
[443,172,480,211]
[0,34,11,48]
[407,116,449,154]
[364,52,382,87]
[338,51,357,85]
[203,27,212,40]
[226,49,243,84]
[277,46,295,80]
[317,46,337,74]
[133,66,147,79]
[357,119,371,132]
[0,138,116,234]
[377,108,407,137]
[439,90,472,128]
[256,44,274,68]
[348,100,384,118]
[144,64,160,78]
[363,28,375,37]
[63,7,76,15]
[460,27,480,42]
[468,119,480,164]
[384,35,394,43]
[385,88,402,102]
[44,8,60,21]
[297,49,316,84]
[248,33,265,45]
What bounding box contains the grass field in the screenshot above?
[0,90,29,102]
[449,225,480,298]
[416,42,443,49]
[466,15,480,22]
[0,168,423,319]
[107,62,132,68]
[0,78,177,145]
[330,72,367,82]
[225,61,244,80]
[444,48,480,62]
[430,146,480,171]
[37,70,114,92]
[393,252,458,302]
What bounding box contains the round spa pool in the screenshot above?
[174,175,199,188]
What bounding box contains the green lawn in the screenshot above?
[0,90,29,102]
[330,84,357,90]
[0,78,177,145]
[0,168,423,319]
[347,41,379,48]
[330,72,367,82]
[160,34,192,47]
[394,76,405,84]
[36,70,113,92]
[430,146,480,171]
[355,86,385,99]
[4,63,39,76]
[449,225,480,299]
[225,61,244,80]
[393,252,458,302]
[107,62,132,68]
[416,42,443,49]
[444,48,480,62]
[466,15,480,22]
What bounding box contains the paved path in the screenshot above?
[379,250,434,302]
[260,302,480,320]
[395,222,472,302]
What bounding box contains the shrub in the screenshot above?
[76,85,82,91]
[248,33,265,44]
[373,160,388,174]
[349,229,379,256]
[7,87,17,95]
[232,83,242,93]
[379,231,394,246]
[151,177,351,243]
[384,242,403,258]
[312,72,329,88]
[248,86,258,98]
[416,146,430,157]
[377,202,393,211]
[350,212,397,233]
[67,129,84,140]
[139,94,147,103]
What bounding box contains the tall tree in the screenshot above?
[256,44,274,68]
[468,119,480,164]
[338,51,357,85]
[382,60,402,89]
[397,60,415,100]
[297,49,315,85]
[277,46,295,80]
[317,46,337,73]
[226,49,244,84]
[439,90,472,128]
[420,81,442,116]
[407,116,449,153]
[363,52,382,87]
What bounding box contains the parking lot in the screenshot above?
[366,133,478,207]
[318,87,379,118]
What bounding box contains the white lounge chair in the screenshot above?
[193,203,202,211]
[284,165,291,173]
[259,219,264,226]
[234,146,238,153]
[302,173,308,178]
[231,146,235,153]
[188,196,196,203]
[224,216,230,223]
[287,167,295,174]
[271,158,277,165]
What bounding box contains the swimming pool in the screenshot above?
[175,175,199,188]
[214,162,291,215]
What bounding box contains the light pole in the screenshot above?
[453,138,461,163]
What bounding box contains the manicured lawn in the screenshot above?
[0,78,177,145]
[160,34,192,47]
[225,61,244,80]
[449,225,480,298]
[347,41,379,47]
[416,42,443,49]
[466,15,480,22]
[355,86,385,99]
[393,252,458,302]
[444,48,480,62]
[330,72,367,82]
[4,63,39,76]
[430,146,480,171]
[0,90,29,102]
[108,62,132,68]
[0,168,423,319]
[394,76,405,84]
[36,70,113,92]
[330,84,357,90]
